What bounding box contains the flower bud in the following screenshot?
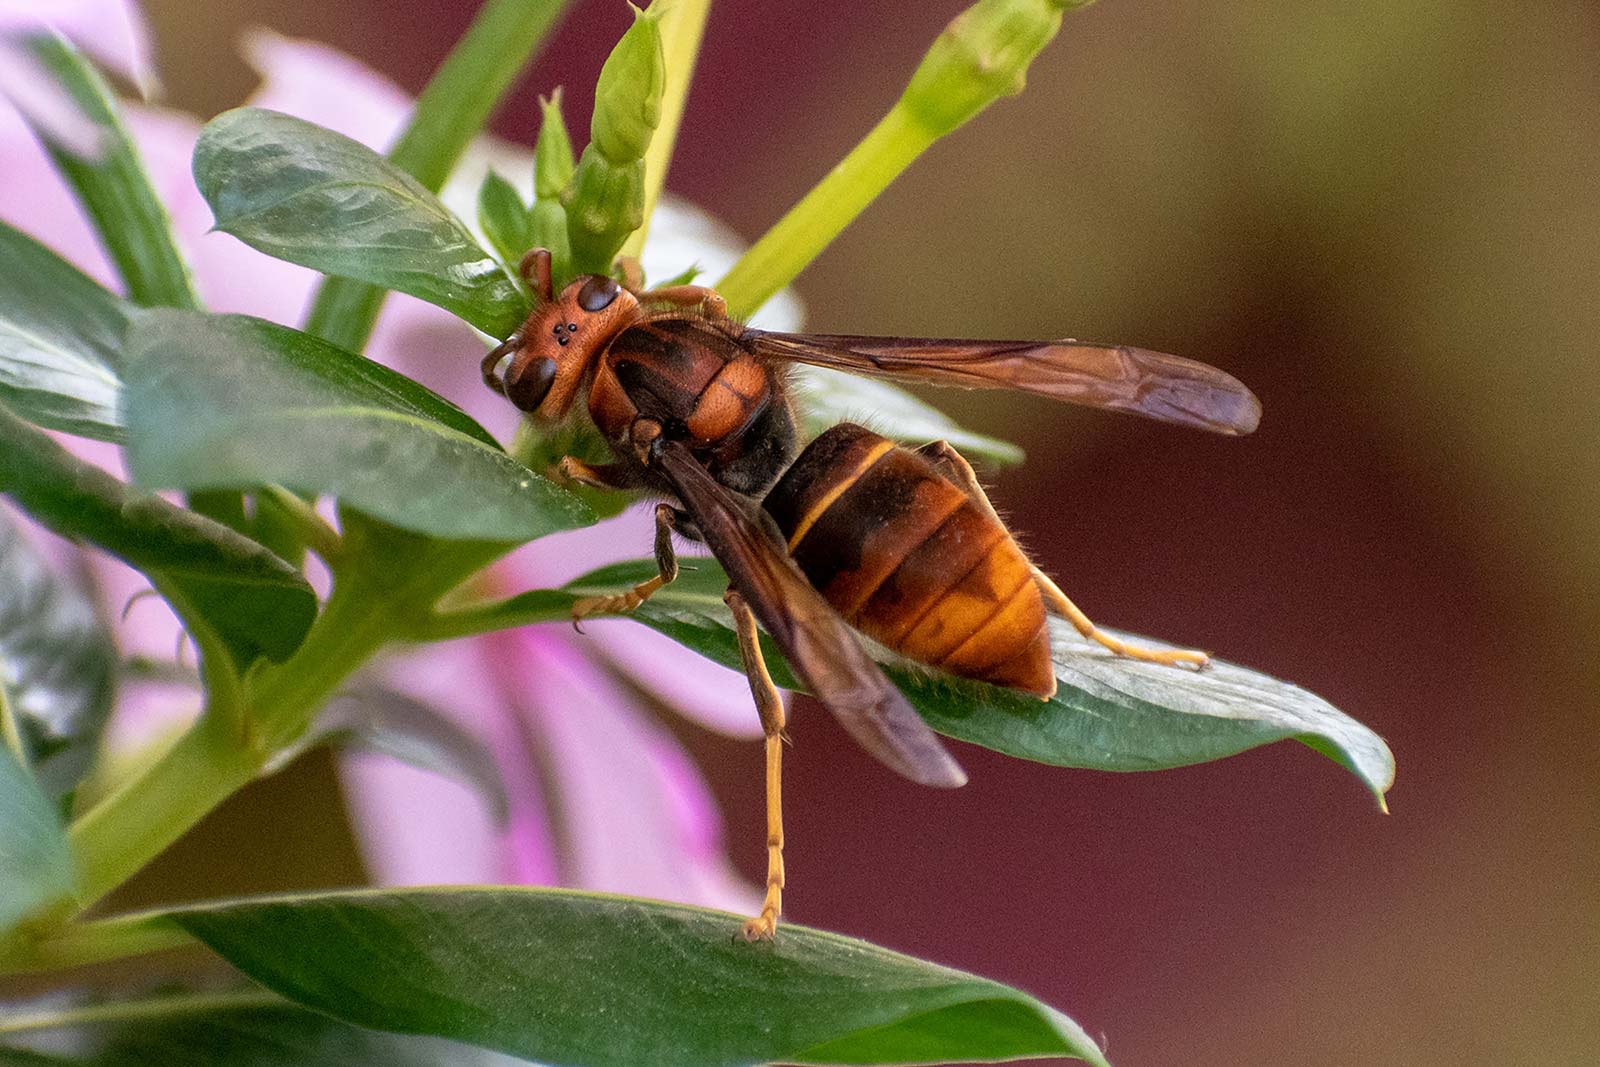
[589,3,665,165]
[561,3,665,274]
[902,0,1092,138]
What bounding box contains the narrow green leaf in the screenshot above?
[304,0,572,353]
[533,90,576,200]
[124,310,593,542]
[169,887,1109,1067]
[0,509,115,800]
[0,401,317,666]
[386,0,571,193]
[793,365,1025,466]
[530,91,575,284]
[568,560,1395,803]
[20,36,199,310]
[0,995,529,1066]
[0,748,74,938]
[474,170,534,272]
[0,222,130,442]
[193,109,527,338]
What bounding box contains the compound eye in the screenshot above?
[504,354,558,412]
[577,274,620,312]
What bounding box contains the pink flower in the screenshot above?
[2,14,804,912]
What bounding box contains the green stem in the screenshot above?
[66,712,262,911]
[0,911,194,976]
[0,989,279,1033]
[619,0,714,261]
[0,676,23,764]
[304,0,572,352]
[389,0,571,192]
[62,520,508,915]
[66,570,397,909]
[257,485,344,566]
[717,0,1089,317]
[716,104,932,318]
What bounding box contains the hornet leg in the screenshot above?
[571,503,679,622]
[641,284,728,320]
[552,455,646,492]
[914,439,1209,669]
[518,248,554,302]
[726,588,786,941]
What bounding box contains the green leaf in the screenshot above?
[0,401,317,666]
[792,365,1025,466]
[124,310,593,542]
[169,887,1109,1067]
[0,748,74,938]
[20,36,199,310]
[0,995,529,1067]
[475,171,534,274]
[0,509,115,800]
[533,90,575,200]
[568,560,1395,804]
[192,109,527,338]
[0,222,130,442]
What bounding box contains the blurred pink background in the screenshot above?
[69,1,1600,1063]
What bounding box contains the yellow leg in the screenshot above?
[914,439,1209,671]
[572,504,678,622]
[552,455,611,490]
[1034,570,1209,669]
[726,589,786,941]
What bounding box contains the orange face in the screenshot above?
[490,274,641,421]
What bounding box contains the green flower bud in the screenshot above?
[902,0,1091,138]
[589,3,665,164]
[563,145,645,274]
[534,89,575,200]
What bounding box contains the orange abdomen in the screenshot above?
[763,424,1054,697]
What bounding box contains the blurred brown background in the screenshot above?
[120,1,1600,1064]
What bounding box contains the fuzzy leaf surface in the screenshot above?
[193,108,527,338]
[0,750,73,938]
[123,311,592,542]
[0,996,528,1066]
[169,887,1109,1067]
[0,223,130,442]
[567,560,1394,803]
[0,401,316,666]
